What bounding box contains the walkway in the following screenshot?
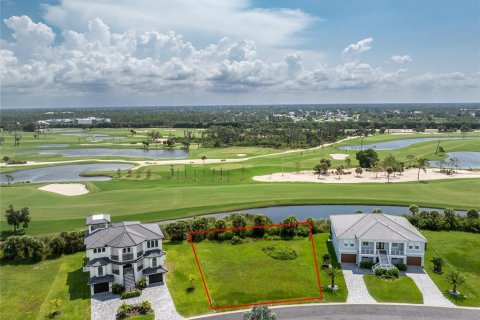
[406,267,455,307]
[91,284,183,320]
[341,263,376,303]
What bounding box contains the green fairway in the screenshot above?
[164,233,347,317]
[423,231,480,307]
[363,275,423,304]
[0,253,90,320]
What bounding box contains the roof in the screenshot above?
[330,213,426,242]
[144,249,166,258]
[87,275,114,285]
[143,266,168,275]
[84,221,163,249]
[86,257,110,267]
[86,214,111,225]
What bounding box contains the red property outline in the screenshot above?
[187,221,323,310]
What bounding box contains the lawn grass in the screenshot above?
[0,253,90,320]
[423,231,480,307]
[164,233,347,317]
[363,275,423,304]
[126,313,155,320]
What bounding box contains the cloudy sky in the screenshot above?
[1,0,479,108]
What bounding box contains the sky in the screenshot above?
[1,0,479,108]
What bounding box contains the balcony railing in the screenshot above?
[122,253,134,261]
[111,254,119,261]
[360,248,374,254]
[390,249,405,256]
[137,251,144,258]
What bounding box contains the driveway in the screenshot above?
[341,263,376,303]
[406,267,455,306]
[91,284,183,320]
[191,304,480,320]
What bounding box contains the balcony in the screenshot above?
[122,253,134,261]
[390,249,405,256]
[111,254,119,261]
[360,248,374,254]
[137,251,144,258]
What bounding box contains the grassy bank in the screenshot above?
[165,233,346,317]
[0,253,90,320]
[423,231,480,307]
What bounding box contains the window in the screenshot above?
[350,243,354,247]
[122,247,131,253]
[408,242,414,250]
[147,240,159,249]
[343,240,355,248]
[98,266,104,276]
[93,248,106,254]
[362,242,369,246]
[392,243,398,248]
[112,268,119,275]
[152,257,157,267]
[415,244,420,250]
[343,242,349,247]
[137,263,143,272]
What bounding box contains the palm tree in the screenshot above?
[446,271,465,295]
[336,166,344,180]
[416,158,429,181]
[50,298,63,316]
[5,174,14,186]
[322,253,331,269]
[325,267,342,289]
[386,166,393,182]
[409,205,419,216]
[430,257,445,273]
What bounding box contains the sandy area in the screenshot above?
[236,153,247,156]
[330,153,349,160]
[39,183,90,196]
[253,168,480,184]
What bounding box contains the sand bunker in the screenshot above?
[236,153,247,156]
[39,183,89,196]
[253,168,480,184]
[330,153,349,160]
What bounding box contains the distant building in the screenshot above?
[83,214,167,295]
[75,117,111,125]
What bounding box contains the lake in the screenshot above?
[340,137,479,150]
[39,144,69,147]
[0,163,134,183]
[430,152,480,169]
[22,148,189,159]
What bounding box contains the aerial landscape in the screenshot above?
[0,1,479,320]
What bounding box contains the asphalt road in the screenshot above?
[192,304,480,320]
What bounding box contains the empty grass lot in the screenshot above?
[363,275,423,304]
[423,231,480,307]
[164,233,347,317]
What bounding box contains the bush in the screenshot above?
[137,278,147,289]
[164,220,190,241]
[296,225,310,237]
[231,235,243,245]
[2,236,45,261]
[243,305,276,320]
[374,267,399,280]
[262,245,297,260]
[359,261,374,269]
[120,290,141,299]
[112,283,125,294]
[395,263,408,271]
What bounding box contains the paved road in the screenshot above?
[192,304,480,320]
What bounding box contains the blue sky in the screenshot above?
[1,0,479,107]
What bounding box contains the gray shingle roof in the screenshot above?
[143,266,168,275]
[330,213,426,242]
[144,249,166,258]
[87,274,114,285]
[84,222,163,249]
[87,257,110,267]
[86,214,111,225]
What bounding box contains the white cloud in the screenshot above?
[341,38,373,57]
[42,0,315,49]
[391,55,412,63]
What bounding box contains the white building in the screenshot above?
[84,214,167,295]
[330,213,427,268]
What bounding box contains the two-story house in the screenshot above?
[330,213,426,268]
[84,214,168,295]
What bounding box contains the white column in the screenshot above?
[389,242,392,255]
[374,241,377,255]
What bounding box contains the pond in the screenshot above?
[0,163,134,183]
[430,152,480,169]
[22,148,189,159]
[205,204,467,222]
[340,137,480,150]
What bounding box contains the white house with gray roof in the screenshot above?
[84,214,167,295]
[330,213,427,268]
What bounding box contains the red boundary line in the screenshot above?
[188,221,323,310]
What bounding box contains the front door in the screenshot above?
[376,242,385,250]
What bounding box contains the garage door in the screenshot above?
[149,273,163,284]
[341,253,357,263]
[93,282,110,294]
[407,256,422,266]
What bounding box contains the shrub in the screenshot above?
[120,290,141,299]
[374,267,399,280]
[431,257,445,273]
[112,283,125,294]
[137,278,147,289]
[231,235,243,245]
[359,261,374,269]
[296,225,310,237]
[322,253,331,269]
[2,236,45,261]
[262,245,297,260]
[374,267,387,277]
[164,220,190,241]
[395,263,408,271]
[387,268,400,279]
[138,300,151,314]
[243,305,276,320]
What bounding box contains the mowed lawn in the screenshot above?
[363,275,423,304]
[164,233,347,317]
[0,253,90,320]
[423,231,480,307]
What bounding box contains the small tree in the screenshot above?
[385,166,393,182]
[416,158,429,181]
[430,257,445,273]
[372,208,383,214]
[243,306,276,320]
[5,173,14,186]
[322,253,331,269]
[409,204,419,216]
[5,205,31,233]
[446,271,465,295]
[466,208,479,219]
[336,165,344,180]
[355,167,363,177]
[201,155,207,164]
[2,155,10,167]
[325,267,342,289]
[50,298,63,317]
[186,274,196,293]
